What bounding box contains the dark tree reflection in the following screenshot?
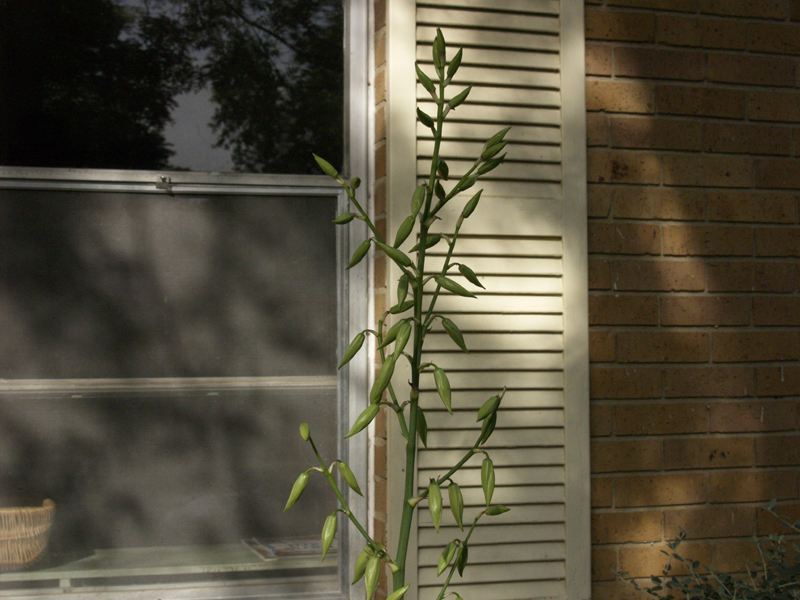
[0,0,344,173]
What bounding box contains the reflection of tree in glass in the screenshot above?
[0,0,343,174]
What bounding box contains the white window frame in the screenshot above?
[0,0,372,597]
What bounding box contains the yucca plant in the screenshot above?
[284,29,512,600]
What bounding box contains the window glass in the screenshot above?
[0,0,344,174]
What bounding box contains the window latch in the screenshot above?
[155,175,172,191]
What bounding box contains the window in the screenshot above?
[0,1,370,598]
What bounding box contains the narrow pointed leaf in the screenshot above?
[448,85,471,110]
[370,355,397,403]
[485,505,510,516]
[339,332,365,369]
[481,140,508,161]
[477,394,500,421]
[379,318,407,349]
[435,181,446,200]
[410,233,442,252]
[434,366,452,413]
[446,48,463,81]
[392,321,413,358]
[442,317,469,353]
[485,126,511,149]
[437,541,457,576]
[375,240,412,268]
[477,154,506,175]
[456,544,468,576]
[435,275,477,298]
[364,555,381,600]
[386,584,410,600]
[411,184,426,218]
[461,190,482,218]
[416,63,436,97]
[299,422,310,441]
[437,158,450,180]
[321,513,337,561]
[284,471,309,511]
[345,404,380,438]
[479,411,497,445]
[333,212,357,224]
[394,215,415,248]
[449,482,464,530]
[389,299,415,314]
[397,274,409,305]
[347,238,371,269]
[481,456,495,507]
[417,407,428,448]
[352,547,370,584]
[417,107,435,129]
[428,480,443,532]
[458,264,485,289]
[313,153,339,179]
[338,461,363,496]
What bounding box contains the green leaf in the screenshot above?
[375,240,413,268]
[365,555,381,600]
[461,190,482,219]
[479,411,497,445]
[299,422,310,441]
[435,275,477,298]
[347,238,371,269]
[389,299,415,314]
[313,153,339,179]
[417,107,435,129]
[333,212,357,224]
[429,480,443,532]
[434,366,452,413]
[485,505,510,516]
[432,28,446,73]
[448,85,471,110]
[435,181,446,200]
[442,317,469,353]
[379,318,407,349]
[386,585,410,600]
[477,154,506,175]
[437,541,457,576]
[392,320,413,359]
[350,176,361,190]
[485,126,511,149]
[397,274,409,305]
[410,233,442,252]
[449,482,464,530]
[345,404,380,438]
[446,48,463,82]
[437,158,450,180]
[411,184,426,218]
[417,407,428,448]
[339,332,365,369]
[481,456,495,506]
[370,355,397,404]
[458,264,485,289]
[284,471,309,511]
[338,461,363,496]
[456,544,468,576]
[394,215,415,248]
[321,513,337,561]
[416,63,436,97]
[476,394,500,421]
[352,547,371,584]
[481,140,508,161]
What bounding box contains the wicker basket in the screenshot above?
[0,500,56,571]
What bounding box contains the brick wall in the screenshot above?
[586,1,800,598]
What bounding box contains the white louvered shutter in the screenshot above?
[385,1,589,600]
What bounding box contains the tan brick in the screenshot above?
[592,547,617,581]
[587,112,609,147]
[587,80,655,114]
[614,47,705,80]
[756,157,800,189]
[590,329,616,361]
[375,68,385,104]
[375,142,386,179]
[754,227,800,257]
[748,22,800,55]
[374,0,385,28]
[592,510,663,544]
[615,473,707,507]
[611,117,702,151]
[700,0,787,18]
[375,104,386,143]
[608,0,696,10]
[589,222,661,255]
[750,91,800,124]
[713,539,761,573]
[588,150,661,185]
[712,331,800,362]
[588,184,613,217]
[661,296,750,326]
[591,403,615,437]
[591,439,662,473]
[665,366,754,398]
[709,470,798,503]
[704,123,793,156]
[611,187,706,221]
[619,542,712,577]
[756,366,800,396]
[661,154,752,188]
[793,0,800,20]
[586,8,656,42]
[617,331,710,363]
[657,14,748,50]
[708,261,798,292]
[708,191,797,222]
[707,53,794,87]
[756,502,800,534]
[709,401,799,433]
[615,402,708,436]
[591,366,662,399]
[616,260,705,292]
[663,225,754,256]
[589,295,659,326]
[663,436,754,470]
[374,32,386,68]
[589,258,613,290]
[586,43,613,76]
[754,433,800,465]
[664,505,756,539]
[592,476,614,508]
[657,85,745,119]
[592,581,650,600]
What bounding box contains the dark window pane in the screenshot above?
[0,0,344,173]
[0,189,338,379]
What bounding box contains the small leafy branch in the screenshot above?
[617,501,800,600]
[284,29,512,600]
